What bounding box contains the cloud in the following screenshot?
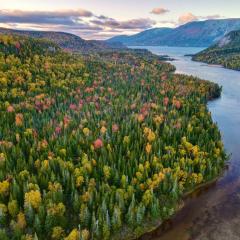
[120,18,155,29]
[158,20,177,25]
[178,12,224,25]
[0,9,155,30]
[0,9,93,26]
[0,9,157,40]
[178,13,198,24]
[199,14,223,20]
[0,9,93,18]
[91,18,155,30]
[2,9,223,40]
[150,8,169,15]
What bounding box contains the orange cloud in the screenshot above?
[150,8,169,15]
[178,13,198,24]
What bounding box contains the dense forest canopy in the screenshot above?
[0,34,225,240]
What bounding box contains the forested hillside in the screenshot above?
[0,34,225,240]
[193,30,240,70]
[0,28,125,53]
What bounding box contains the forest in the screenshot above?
[0,34,226,240]
[193,30,240,71]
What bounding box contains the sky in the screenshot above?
[0,0,239,40]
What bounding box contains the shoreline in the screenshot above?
[112,175,223,240]
[111,74,226,240]
[110,54,228,240]
[191,58,240,72]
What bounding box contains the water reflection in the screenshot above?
[132,46,240,240]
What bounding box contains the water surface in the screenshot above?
[132,46,240,240]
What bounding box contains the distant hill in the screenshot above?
[0,28,125,53]
[107,19,240,47]
[108,28,173,46]
[193,30,240,70]
[0,34,61,59]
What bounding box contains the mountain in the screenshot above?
[0,28,125,53]
[193,30,240,70]
[108,28,173,46]
[107,19,240,47]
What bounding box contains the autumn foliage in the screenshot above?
[0,35,225,239]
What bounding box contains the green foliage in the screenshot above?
[0,34,226,239]
[0,229,9,240]
[193,30,240,70]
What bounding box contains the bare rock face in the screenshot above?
[218,36,231,47]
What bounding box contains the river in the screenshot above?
[132,46,240,240]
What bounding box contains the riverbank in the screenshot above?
[110,69,226,240]
[129,45,240,240]
[192,53,240,72]
[191,57,240,72]
[112,171,225,240]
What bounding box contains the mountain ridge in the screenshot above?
[0,27,125,53]
[107,18,240,47]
